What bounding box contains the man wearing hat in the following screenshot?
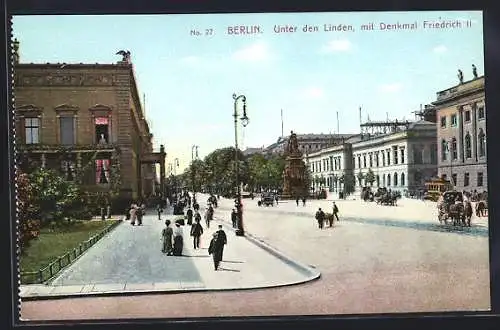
[208,225,227,270]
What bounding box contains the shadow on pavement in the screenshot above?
[344,217,489,237]
[218,267,241,272]
[222,260,245,264]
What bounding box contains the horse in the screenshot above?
[449,202,465,226]
[476,200,487,217]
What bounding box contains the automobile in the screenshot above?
[259,194,275,207]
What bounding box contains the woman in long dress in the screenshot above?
[162,220,173,255]
[172,221,184,256]
[129,203,138,225]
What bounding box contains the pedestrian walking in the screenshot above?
[190,218,204,249]
[129,203,138,225]
[172,221,184,256]
[302,197,306,206]
[332,201,340,223]
[296,197,299,206]
[161,220,173,255]
[186,208,194,225]
[315,207,325,229]
[137,202,145,226]
[107,204,112,219]
[208,225,227,270]
[231,209,238,228]
[157,203,163,220]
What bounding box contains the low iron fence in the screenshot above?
[20,220,122,285]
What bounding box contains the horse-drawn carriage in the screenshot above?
[361,187,374,202]
[374,187,401,206]
[437,191,473,227]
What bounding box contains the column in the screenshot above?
[41,153,46,168]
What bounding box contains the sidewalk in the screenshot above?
[19,211,319,301]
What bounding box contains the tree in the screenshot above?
[17,169,41,253]
[357,170,365,186]
[365,168,376,186]
[28,168,83,225]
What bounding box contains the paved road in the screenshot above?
[21,194,490,319]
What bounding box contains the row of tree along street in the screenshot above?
[167,147,305,198]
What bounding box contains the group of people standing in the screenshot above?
[315,202,340,229]
[126,202,146,226]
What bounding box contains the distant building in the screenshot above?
[433,73,486,192]
[305,120,438,194]
[13,40,166,203]
[242,147,264,157]
[264,133,358,155]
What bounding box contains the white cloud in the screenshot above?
[433,45,448,54]
[378,83,402,93]
[299,86,325,99]
[231,41,273,62]
[321,39,352,53]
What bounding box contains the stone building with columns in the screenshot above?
[306,120,438,195]
[13,40,166,204]
[434,71,486,192]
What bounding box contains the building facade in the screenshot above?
[433,75,486,192]
[264,133,358,155]
[306,121,438,194]
[13,43,166,203]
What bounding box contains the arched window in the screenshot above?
[376,175,380,187]
[465,132,472,159]
[401,173,405,186]
[478,129,486,157]
[451,138,457,160]
[441,139,447,161]
[387,174,391,186]
[393,172,398,186]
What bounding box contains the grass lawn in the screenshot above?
[20,220,119,274]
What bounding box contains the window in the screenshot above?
[400,148,405,164]
[61,160,76,181]
[451,138,458,160]
[95,117,110,144]
[451,114,457,126]
[393,172,398,186]
[369,154,373,167]
[440,116,446,128]
[414,145,423,164]
[358,156,361,169]
[382,175,386,186]
[382,152,385,166]
[387,174,391,186]
[464,172,470,187]
[452,173,457,186]
[478,106,485,119]
[465,110,471,122]
[96,159,110,184]
[478,129,486,157]
[465,133,472,159]
[393,147,398,165]
[60,116,75,145]
[401,173,405,186]
[387,150,391,165]
[24,117,40,144]
[441,140,448,161]
[477,172,484,186]
[363,155,367,168]
[375,152,379,167]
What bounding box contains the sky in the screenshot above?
[13,11,484,173]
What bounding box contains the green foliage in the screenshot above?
[17,169,41,253]
[365,168,376,186]
[28,168,86,225]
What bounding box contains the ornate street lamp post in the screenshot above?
[191,145,199,197]
[233,93,249,236]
